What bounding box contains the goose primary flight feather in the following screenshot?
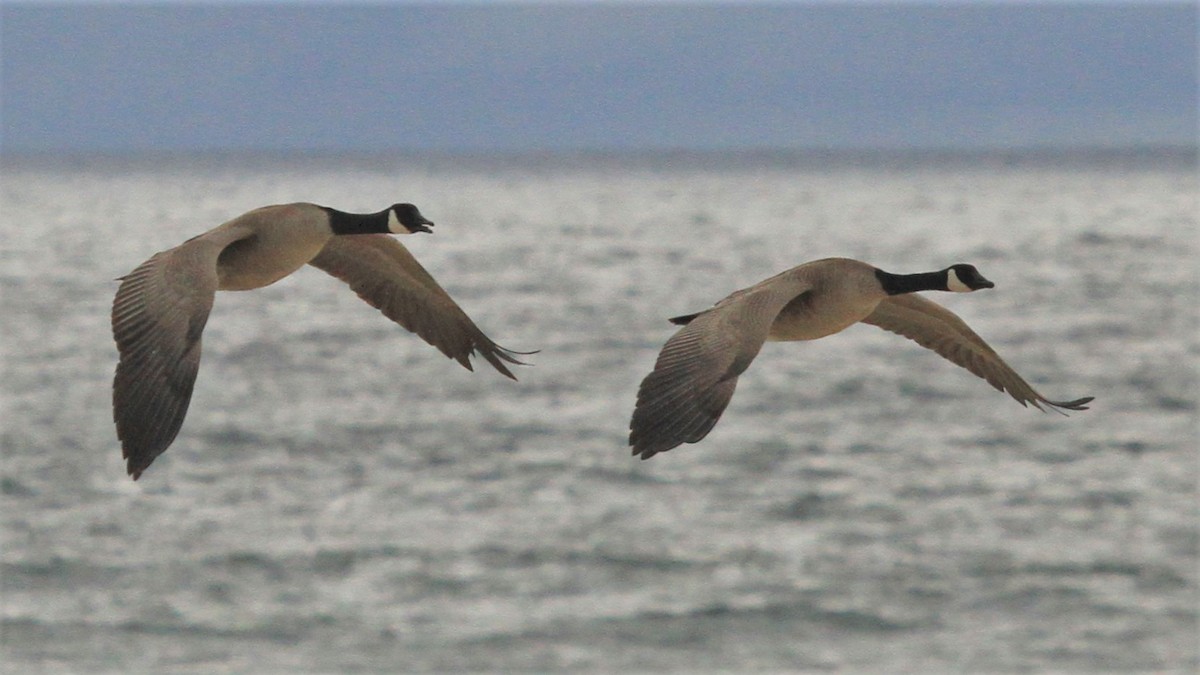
[111,202,530,479]
[629,258,1092,459]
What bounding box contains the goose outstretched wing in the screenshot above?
[861,294,1092,412]
[309,234,531,379]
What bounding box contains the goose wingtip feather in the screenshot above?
[1050,395,1094,412]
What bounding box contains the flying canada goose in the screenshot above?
[111,202,531,479]
[629,258,1093,459]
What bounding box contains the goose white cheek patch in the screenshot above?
[947,269,973,292]
[387,209,403,233]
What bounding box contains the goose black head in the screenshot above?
[388,203,434,234]
[946,264,994,292]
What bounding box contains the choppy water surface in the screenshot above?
[1,151,1197,672]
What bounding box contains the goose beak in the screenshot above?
[412,218,434,234]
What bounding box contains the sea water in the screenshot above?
[1,150,1196,672]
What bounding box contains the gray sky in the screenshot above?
[2,2,1196,154]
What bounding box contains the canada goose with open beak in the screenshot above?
[111,202,531,479]
[629,258,1093,459]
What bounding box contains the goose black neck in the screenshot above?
[875,269,947,295]
[323,207,390,235]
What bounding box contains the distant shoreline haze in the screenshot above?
[1,3,1195,154]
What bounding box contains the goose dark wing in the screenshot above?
[111,229,250,479]
[630,283,808,459]
[309,234,531,379]
[861,294,1092,412]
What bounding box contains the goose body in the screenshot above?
[111,202,529,479]
[629,258,1092,459]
